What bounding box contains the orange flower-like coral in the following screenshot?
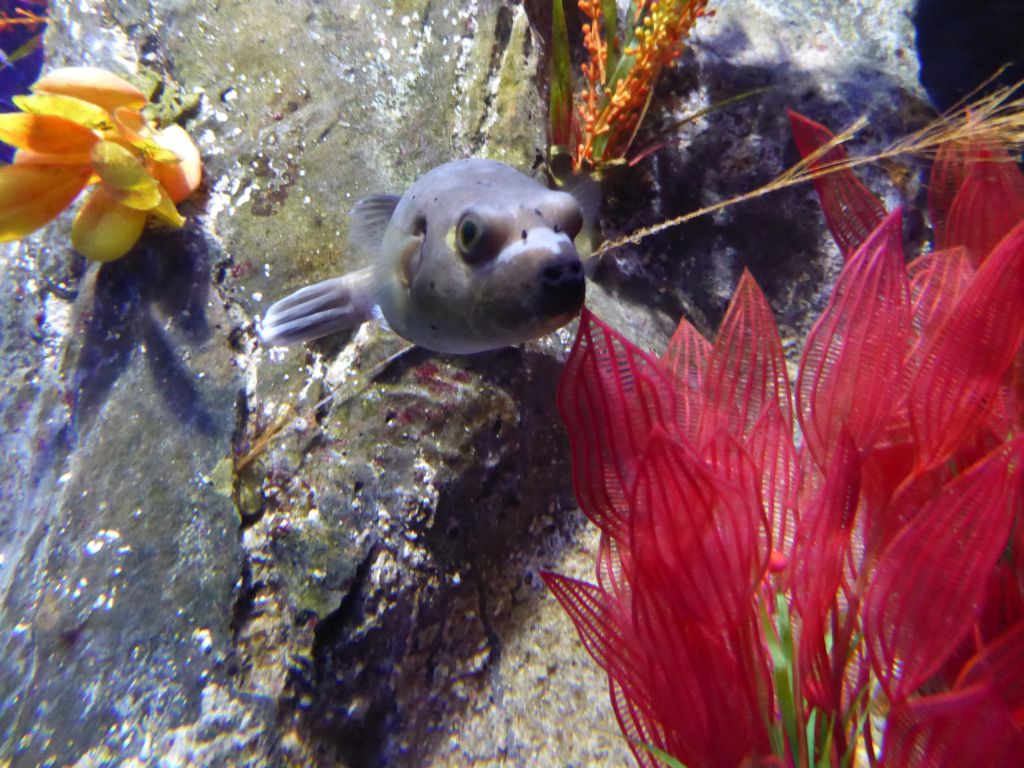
[0,66,202,261]
[574,0,711,173]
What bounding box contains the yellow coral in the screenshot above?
[0,66,202,261]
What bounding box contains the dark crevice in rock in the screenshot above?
[468,4,515,154]
[298,541,389,766]
[473,576,503,672]
[228,556,257,660]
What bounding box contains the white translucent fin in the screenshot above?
[260,267,377,346]
[566,175,601,230]
[349,194,400,257]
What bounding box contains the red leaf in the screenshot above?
[943,146,1024,266]
[702,429,774,576]
[595,530,631,602]
[909,220,1024,468]
[932,567,1024,689]
[557,308,678,539]
[788,110,887,258]
[860,435,917,546]
[906,247,975,367]
[797,209,911,468]
[629,595,772,767]
[863,438,1024,703]
[541,572,651,712]
[630,428,768,625]
[928,139,985,248]
[609,677,665,768]
[790,430,861,707]
[545,537,774,767]
[747,401,801,561]
[876,427,1001,553]
[699,270,792,445]
[991,350,1024,438]
[957,619,1024,718]
[881,683,1024,767]
[977,565,1024,648]
[660,314,710,442]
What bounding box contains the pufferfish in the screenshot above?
[259,159,594,354]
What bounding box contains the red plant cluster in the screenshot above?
[544,113,1024,766]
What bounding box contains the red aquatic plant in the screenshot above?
[544,114,1024,766]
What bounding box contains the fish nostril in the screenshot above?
[541,258,585,287]
[542,264,563,283]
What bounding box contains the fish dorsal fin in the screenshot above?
[566,175,601,229]
[349,194,400,257]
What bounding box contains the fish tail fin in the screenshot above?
[259,267,377,346]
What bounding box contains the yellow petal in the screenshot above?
[13,149,94,166]
[0,165,91,241]
[135,140,186,165]
[0,112,99,155]
[33,67,148,113]
[152,124,202,202]
[91,140,162,210]
[72,188,147,261]
[149,187,187,228]
[12,93,113,130]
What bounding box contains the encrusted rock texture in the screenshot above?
[0,0,924,766]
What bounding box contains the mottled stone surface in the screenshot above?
[0,0,926,766]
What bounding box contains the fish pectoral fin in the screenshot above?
[349,194,400,257]
[260,267,377,346]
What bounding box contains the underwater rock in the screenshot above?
[0,0,926,766]
[913,0,1024,112]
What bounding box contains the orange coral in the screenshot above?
[0,5,46,30]
[575,0,711,173]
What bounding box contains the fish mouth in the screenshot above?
[537,252,586,317]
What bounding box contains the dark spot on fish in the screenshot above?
[534,208,542,217]
[521,229,527,240]
[553,224,562,233]
[429,280,436,290]
[430,324,438,331]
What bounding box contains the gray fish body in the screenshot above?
[260,159,587,354]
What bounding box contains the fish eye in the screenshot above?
[459,217,479,249]
[456,213,490,263]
